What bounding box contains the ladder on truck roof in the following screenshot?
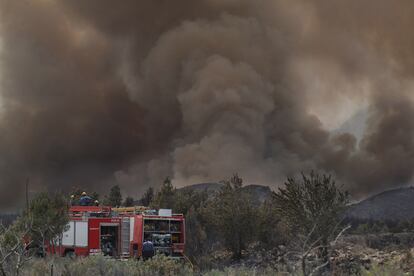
[69,206,112,218]
[112,206,150,215]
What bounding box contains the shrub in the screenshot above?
[361,263,407,276]
[21,255,193,276]
[205,174,258,259]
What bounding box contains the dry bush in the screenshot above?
[21,255,193,276]
[361,263,407,276]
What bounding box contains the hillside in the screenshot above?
[346,187,414,221]
[183,184,414,221]
[0,213,18,226]
[179,182,224,193]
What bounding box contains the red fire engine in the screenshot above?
[48,206,185,259]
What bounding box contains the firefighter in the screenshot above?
[79,192,93,206]
[69,194,75,206]
[94,199,99,206]
[102,237,114,256]
[142,240,155,260]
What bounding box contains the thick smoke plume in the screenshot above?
[0,0,413,208]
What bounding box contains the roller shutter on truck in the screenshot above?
[61,221,88,247]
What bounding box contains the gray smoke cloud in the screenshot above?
[0,0,413,209]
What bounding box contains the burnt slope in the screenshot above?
[346,187,414,221]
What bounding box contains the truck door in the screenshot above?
[100,223,119,257]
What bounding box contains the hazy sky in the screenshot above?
[0,0,414,209]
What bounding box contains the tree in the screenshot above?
[174,189,208,215]
[152,177,176,209]
[291,223,350,276]
[257,200,287,248]
[21,192,69,258]
[123,197,134,207]
[140,187,154,207]
[0,219,34,276]
[206,174,257,259]
[273,171,349,275]
[173,189,210,264]
[184,206,210,266]
[91,192,100,201]
[104,185,122,207]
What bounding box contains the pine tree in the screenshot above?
[104,185,123,207]
[140,187,154,206]
[152,177,176,209]
[207,174,257,259]
[273,171,349,274]
[123,197,134,207]
[21,192,69,255]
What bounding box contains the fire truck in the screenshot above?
[47,206,185,259]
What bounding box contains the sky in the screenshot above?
[0,0,414,209]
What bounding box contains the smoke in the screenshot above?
[0,0,413,208]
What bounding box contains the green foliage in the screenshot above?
[272,172,349,276]
[0,222,32,275]
[184,206,209,263]
[257,200,288,248]
[123,197,134,207]
[16,256,414,276]
[349,219,414,234]
[103,185,123,207]
[152,177,176,209]
[395,220,413,233]
[175,189,210,264]
[140,187,154,207]
[203,266,293,276]
[206,174,258,259]
[91,192,100,201]
[22,255,193,276]
[174,189,208,215]
[273,172,349,246]
[22,192,69,251]
[132,254,193,276]
[22,255,306,276]
[356,223,371,234]
[0,193,68,276]
[361,263,407,276]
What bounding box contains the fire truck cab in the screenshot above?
[49,206,185,259]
